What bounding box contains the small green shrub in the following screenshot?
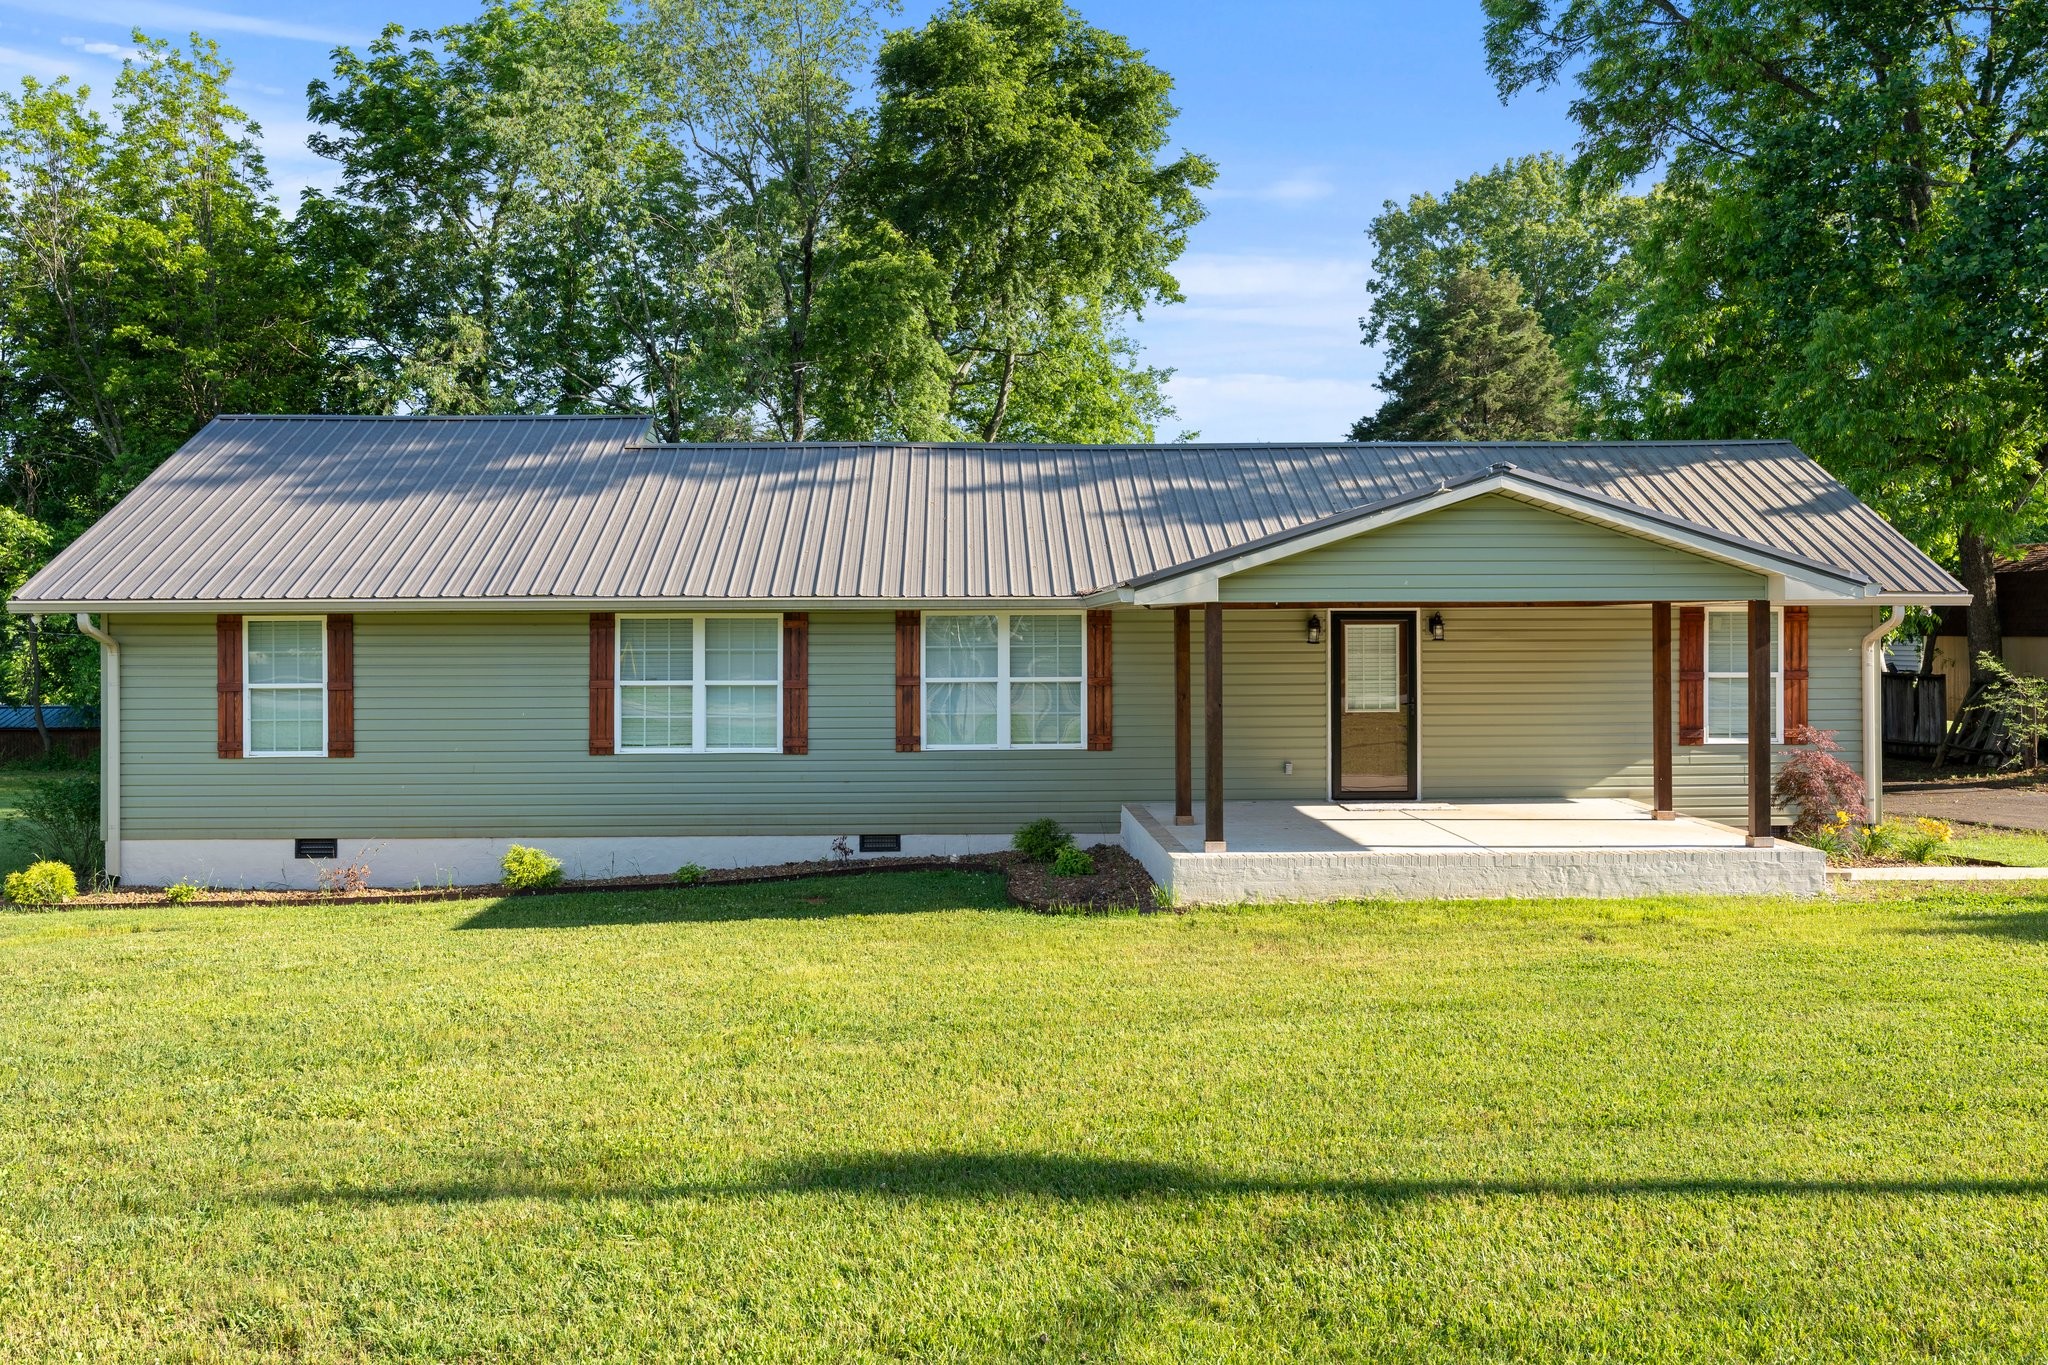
[674,862,706,887]
[1050,845,1096,877]
[1894,817,1953,864]
[1859,821,1902,860]
[1012,818,1071,863]
[501,844,564,890]
[13,770,101,874]
[163,881,202,905]
[6,860,77,906]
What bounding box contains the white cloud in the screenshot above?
[0,44,83,79]
[1,0,368,45]
[1208,172,1338,205]
[1163,373,1380,444]
[62,35,145,62]
[1163,251,1371,334]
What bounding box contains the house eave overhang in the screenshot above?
[4,594,1095,616]
[1117,467,1885,606]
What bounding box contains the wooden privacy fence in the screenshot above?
[1882,672,1947,759]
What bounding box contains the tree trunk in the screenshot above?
[1957,527,2002,687]
[981,349,1019,442]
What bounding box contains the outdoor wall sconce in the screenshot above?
[1306,614,1323,646]
[1428,611,1446,642]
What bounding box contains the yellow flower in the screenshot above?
[1914,817,1953,843]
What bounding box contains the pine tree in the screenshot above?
[1350,267,1573,442]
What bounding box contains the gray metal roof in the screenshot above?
[11,414,1965,607]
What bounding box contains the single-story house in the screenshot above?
[1924,544,2048,718]
[8,416,1966,901]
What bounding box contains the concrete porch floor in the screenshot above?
[1137,798,1749,853]
[1120,799,1825,904]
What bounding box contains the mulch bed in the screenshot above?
[13,846,1165,913]
[1004,844,1163,913]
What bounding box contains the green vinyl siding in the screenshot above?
[1418,604,1873,821]
[110,603,1870,841]
[1220,493,1769,603]
[118,611,1178,840]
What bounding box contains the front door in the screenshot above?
[1331,612,1417,800]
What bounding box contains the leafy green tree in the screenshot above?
[630,0,886,440]
[858,0,1214,441]
[0,34,328,512]
[1361,153,1648,433]
[300,1,702,421]
[1484,1,2048,682]
[1351,267,1574,442]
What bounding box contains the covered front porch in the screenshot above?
[1122,799,1828,904]
[1096,468,1891,902]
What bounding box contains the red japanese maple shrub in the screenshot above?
[1772,725,1868,837]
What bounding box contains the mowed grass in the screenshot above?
[4,877,2048,1361]
[1947,822,2048,866]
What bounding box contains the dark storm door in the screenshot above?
[1330,612,1417,800]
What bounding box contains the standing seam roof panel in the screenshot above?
[12,417,1967,606]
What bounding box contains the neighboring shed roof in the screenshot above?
[0,705,95,730]
[11,414,1965,608]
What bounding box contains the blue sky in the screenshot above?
[1,1,1585,440]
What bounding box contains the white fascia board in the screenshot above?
[1128,474,1875,606]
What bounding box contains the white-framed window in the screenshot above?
[617,614,781,753]
[1705,606,1782,743]
[923,611,1085,749]
[245,616,327,757]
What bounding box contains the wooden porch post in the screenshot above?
[1204,603,1225,851]
[1747,598,1774,845]
[1651,602,1674,818]
[1173,607,1193,824]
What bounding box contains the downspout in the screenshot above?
[74,613,118,881]
[1862,604,1906,823]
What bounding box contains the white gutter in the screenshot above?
[73,613,118,881]
[1862,604,1906,822]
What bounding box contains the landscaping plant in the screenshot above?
[1974,653,2048,769]
[5,860,76,906]
[1803,811,1859,862]
[1772,725,1867,837]
[1012,818,1072,863]
[501,844,565,890]
[162,881,202,905]
[1894,817,1955,865]
[674,863,706,887]
[13,770,102,875]
[1050,845,1096,877]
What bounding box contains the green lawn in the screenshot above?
[1947,822,2048,866]
[4,877,2048,1361]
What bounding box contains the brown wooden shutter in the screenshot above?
[782,612,809,755]
[1085,608,1113,750]
[589,612,616,755]
[895,611,920,752]
[1678,606,1706,746]
[1784,605,1809,734]
[326,614,355,758]
[216,614,243,759]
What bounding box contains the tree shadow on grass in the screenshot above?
[1904,907,2048,943]
[455,870,1012,929]
[245,1150,2048,1208]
